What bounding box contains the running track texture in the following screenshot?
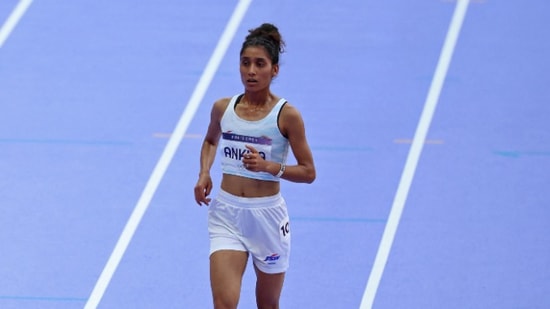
[1,0,549,308]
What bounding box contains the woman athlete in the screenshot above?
[194,23,316,309]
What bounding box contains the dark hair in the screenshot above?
[240,23,285,65]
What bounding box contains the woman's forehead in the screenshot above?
[240,46,269,59]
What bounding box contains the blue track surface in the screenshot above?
[1,1,549,308]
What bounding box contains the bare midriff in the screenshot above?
[221,174,280,197]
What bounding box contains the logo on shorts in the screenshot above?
[264,253,280,264]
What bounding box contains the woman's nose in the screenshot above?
[247,65,257,75]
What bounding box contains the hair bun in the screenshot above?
[248,23,278,37]
[246,23,285,54]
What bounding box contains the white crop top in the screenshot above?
[219,94,289,182]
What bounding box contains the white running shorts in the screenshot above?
[208,189,291,274]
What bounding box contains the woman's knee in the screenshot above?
[256,297,280,309]
[212,291,239,309]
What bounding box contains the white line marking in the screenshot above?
[83,1,252,308]
[0,0,33,48]
[359,1,470,308]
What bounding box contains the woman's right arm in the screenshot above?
[193,99,228,206]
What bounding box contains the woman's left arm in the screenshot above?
[279,103,316,183]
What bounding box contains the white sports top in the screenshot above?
[219,94,289,182]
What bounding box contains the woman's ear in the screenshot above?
[272,64,279,77]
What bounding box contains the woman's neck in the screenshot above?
[243,90,272,106]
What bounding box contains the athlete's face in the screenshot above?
[240,46,278,92]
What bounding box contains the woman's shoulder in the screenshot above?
[215,96,235,105]
[280,100,302,120]
[212,96,233,113]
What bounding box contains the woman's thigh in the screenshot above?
[254,264,285,308]
[210,250,249,307]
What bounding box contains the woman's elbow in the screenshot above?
[304,168,316,183]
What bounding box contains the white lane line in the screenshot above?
[359,0,470,308]
[0,0,33,48]
[83,1,252,308]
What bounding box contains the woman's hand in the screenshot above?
[243,145,280,176]
[243,145,269,172]
[194,173,213,206]
[242,145,261,171]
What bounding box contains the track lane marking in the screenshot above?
[0,0,33,48]
[359,1,471,308]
